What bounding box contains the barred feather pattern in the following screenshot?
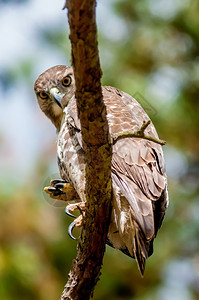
[57,86,168,275]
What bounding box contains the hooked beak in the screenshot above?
[50,87,64,109]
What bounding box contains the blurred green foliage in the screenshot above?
[0,0,199,299]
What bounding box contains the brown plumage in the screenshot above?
[34,65,168,275]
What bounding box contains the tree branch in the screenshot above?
[111,121,166,146]
[61,1,112,299]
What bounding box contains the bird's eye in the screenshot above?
[39,91,48,99]
[62,75,71,87]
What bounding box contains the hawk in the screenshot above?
[34,65,168,275]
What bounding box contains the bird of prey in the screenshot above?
[34,65,168,275]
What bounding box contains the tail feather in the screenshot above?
[133,237,146,276]
[133,221,149,276]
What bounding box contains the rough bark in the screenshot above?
[61,1,112,299]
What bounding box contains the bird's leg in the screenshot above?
[65,202,86,240]
[44,179,79,202]
[44,178,86,240]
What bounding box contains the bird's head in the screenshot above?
[34,65,75,131]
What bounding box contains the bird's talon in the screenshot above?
[65,206,76,218]
[55,182,68,189]
[68,221,77,240]
[50,178,68,187]
[53,190,65,196]
[44,186,65,195]
[75,215,83,227]
[65,202,86,215]
[67,215,83,240]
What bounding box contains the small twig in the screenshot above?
[111,120,166,146]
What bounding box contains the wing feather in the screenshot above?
[103,86,168,274]
[112,138,166,236]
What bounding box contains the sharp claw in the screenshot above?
[65,206,76,218]
[50,179,68,186]
[44,186,56,192]
[44,186,65,196]
[55,183,66,189]
[53,190,65,196]
[68,221,77,240]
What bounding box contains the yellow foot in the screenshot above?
[44,178,78,202]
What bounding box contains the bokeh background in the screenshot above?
[0,0,199,299]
